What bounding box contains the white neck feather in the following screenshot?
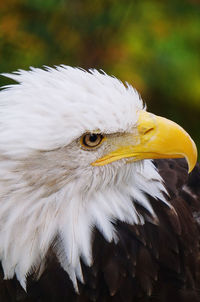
[0,158,167,291]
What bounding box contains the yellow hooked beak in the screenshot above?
[92,111,197,173]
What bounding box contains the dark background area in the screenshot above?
[0,0,200,152]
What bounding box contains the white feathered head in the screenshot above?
[0,66,196,290]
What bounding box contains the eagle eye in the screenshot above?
[81,133,104,148]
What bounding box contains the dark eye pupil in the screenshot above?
[89,134,98,142]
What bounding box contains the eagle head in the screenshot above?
[0,66,197,290]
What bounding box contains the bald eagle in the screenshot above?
[0,66,199,302]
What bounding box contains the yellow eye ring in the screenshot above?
[81,133,104,149]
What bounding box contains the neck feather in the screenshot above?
[0,160,167,291]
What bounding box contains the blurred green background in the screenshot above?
[0,0,200,152]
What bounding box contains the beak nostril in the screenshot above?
[144,127,154,135]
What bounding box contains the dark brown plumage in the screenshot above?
[1,158,200,302]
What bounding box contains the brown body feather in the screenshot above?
[1,159,200,302]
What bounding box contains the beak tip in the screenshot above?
[186,143,198,174]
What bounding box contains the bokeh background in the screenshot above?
[0,0,200,151]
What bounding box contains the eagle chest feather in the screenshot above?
[1,159,200,302]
